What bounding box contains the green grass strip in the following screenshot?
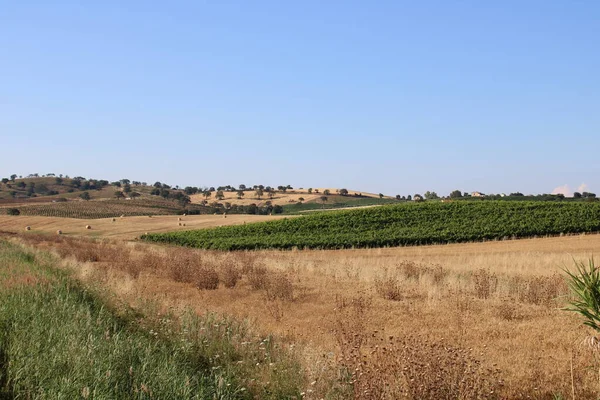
[0,241,302,399]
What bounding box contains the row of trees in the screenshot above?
[148,188,191,206]
[574,192,597,199]
[4,173,66,180]
[185,202,285,216]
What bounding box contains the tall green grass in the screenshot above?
[0,241,302,399]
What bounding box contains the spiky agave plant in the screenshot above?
[564,258,600,332]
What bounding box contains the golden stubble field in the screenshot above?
[0,214,287,239]
[6,215,600,398]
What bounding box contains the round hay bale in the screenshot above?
[56,230,62,235]
[120,215,125,218]
[111,218,116,222]
[183,213,186,216]
[223,214,227,218]
[178,217,181,221]
[178,222,182,226]
[85,225,91,230]
[182,223,186,226]
[148,215,152,218]
[145,232,148,235]
[25,226,31,231]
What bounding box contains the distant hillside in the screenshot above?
[0,198,213,219]
[0,176,199,218]
[0,176,111,201]
[0,176,186,205]
[0,175,399,217]
[190,187,393,208]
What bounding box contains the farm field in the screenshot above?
[0,197,204,219]
[281,196,399,214]
[143,200,600,250]
[189,188,391,208]
[0,214,287,239]
[3,196,600,398]
[5,0,597,397]
[5,231,600,398]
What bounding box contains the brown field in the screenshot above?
[0,213,286,239]
[6,224,600,398]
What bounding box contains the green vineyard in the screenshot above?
[142,201,600,250]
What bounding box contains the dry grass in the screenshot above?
[332,291,499,399]
[7,232,600,398]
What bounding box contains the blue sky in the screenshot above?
[1,1,598,196]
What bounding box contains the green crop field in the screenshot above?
[281,196,400,214]
[142,201,600,250]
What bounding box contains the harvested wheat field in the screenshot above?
[6,231,600,399]
[0,214,286,239]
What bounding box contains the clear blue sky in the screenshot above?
[2,1,598,196]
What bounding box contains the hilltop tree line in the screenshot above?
[3,173,596,207]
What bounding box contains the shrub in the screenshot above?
[7,208,20,216]
[510,274,568,305]
[166,251,199,283]
[79,191,91,201]
[220,262,241,288]
[374,270,403,301]
[396,260,420,280]
[472,269,498,299]
[266,272,294,302]
[196,267,219,290]
[247,264,269,290]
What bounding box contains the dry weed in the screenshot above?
[423,263,448,285]
[396,260,420,280]
[509,274,568,306]
[472,269,498,299]
[166,251,199,283]
[265,299,284,322]
[266,272,294,302]
[196,267,219,290]
[219,261,241,288]
[374,269,403,301]
[247,264,269,290]
[495,300,521,321]
[333,293,372,362]
[333,291,498,399]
